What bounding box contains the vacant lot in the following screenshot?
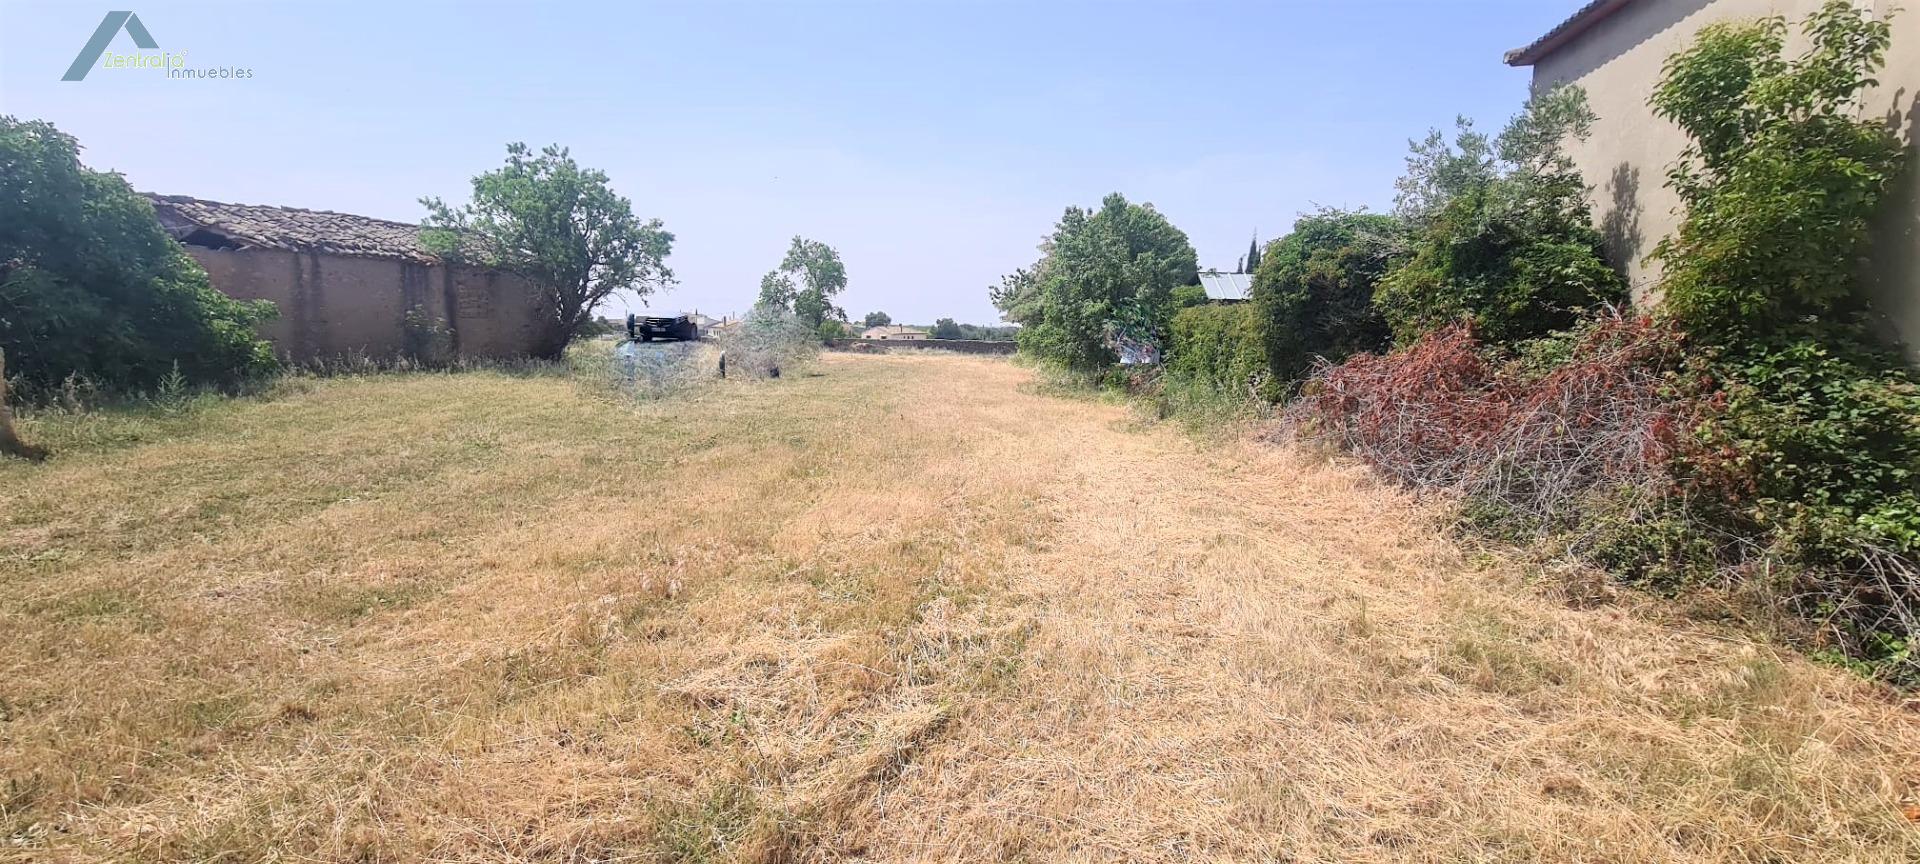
[3,353,1917,862]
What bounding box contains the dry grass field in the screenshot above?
[3,352,1918,862]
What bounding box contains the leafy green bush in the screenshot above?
[1706,334,1920,557]
[1649,2,1904,343]
[0,117,277,395]
[1165,303,1266,405]
[1251,210,1400,391]
[1006,193,1199,372]
[1375,86,1625,345]
[1649,2,1917,554]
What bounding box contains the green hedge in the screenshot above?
[1166,304,1267,404]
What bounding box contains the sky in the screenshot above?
[0,0,1574,325]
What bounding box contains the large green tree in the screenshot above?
[422,143,674,359]
[862,311,892,328]
[757,237,847,330]
[1375,86,1624,344]
[0,117,277,394]
[1008,193,1199,371]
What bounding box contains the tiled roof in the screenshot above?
[147,194,438,262]
[1505,0,1638,66]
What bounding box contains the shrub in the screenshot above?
[1250,210,1400,391]
[0,117,277,395]
[1165,303,1266,406]
[1375,86,1625,345]
[1007,194,1199,372]
[1290,312,1720,581]
[1647,1,1918,680]
[1649,1,1904,343]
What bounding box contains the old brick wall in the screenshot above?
[186,247,553,362]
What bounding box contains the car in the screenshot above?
[626,313,699,342]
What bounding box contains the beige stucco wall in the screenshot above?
[1529,0,1920,359]
[187,247,553,362]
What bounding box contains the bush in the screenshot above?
[1649,1,1904,343]
[1007,193,1199,372]
[0,117,277,395]
[1290,313,1713,578]
[1251,210,1400,392]
[1375,86,1625,345]
[1165,303,1266,406]
[1647,1,1919,680]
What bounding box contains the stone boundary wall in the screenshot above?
[826,339,1017,356]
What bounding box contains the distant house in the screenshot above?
[861,325,930,340]
[1197,271,1252,303]
[1507,0,1920,360]
[148,194,555,361]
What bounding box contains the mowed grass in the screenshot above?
[3,352,1918,862]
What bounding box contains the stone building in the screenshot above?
[149,194,555,362]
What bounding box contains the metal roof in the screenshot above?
[1505,0,1638,67]
[1197,271,1253,302]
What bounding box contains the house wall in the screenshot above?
[1528,0,1920,360]
[186,247,553,362]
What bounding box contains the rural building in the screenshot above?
[1507,0,1920,359]
[861,325,930,340]
[149,194,555,362]
[1197,271,1253,303]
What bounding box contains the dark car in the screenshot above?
[626,313,699,342]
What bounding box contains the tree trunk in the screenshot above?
[0,349,49,462]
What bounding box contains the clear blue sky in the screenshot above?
[0,1,1571,325]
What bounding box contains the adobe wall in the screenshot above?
[186,247,553,362]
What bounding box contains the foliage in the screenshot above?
[1290,313,1719,581]
[0,117,277,395]
[862,311,892,328]
[1165,303,1267,406]
[1251,210,1401,393]
[423,143,673,359]
[1646,2,1918,679]
[1376,86,1625,345]
[910,321,1019,341]
[1237,233,1263,275]
[1009,193,1199,372]
[1649,1,1903,343]
[988,266,1043,326]
[757,237,847,330]
[1706,333,1920,559]
[715,307,820,379]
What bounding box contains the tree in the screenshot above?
[931,318,963,339]
[1243,233,1263,274]
[988,265,1043,326]
[422,143,674,359]
[1009,193,1199,371]
[0,117,277,394]
[862,311,892,328]
[1375,86,1625,344]
[1650,0,1904,343]
[1251,210,1401,390]
[757,237,847,330]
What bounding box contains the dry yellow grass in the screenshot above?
[2,352,1917,862]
